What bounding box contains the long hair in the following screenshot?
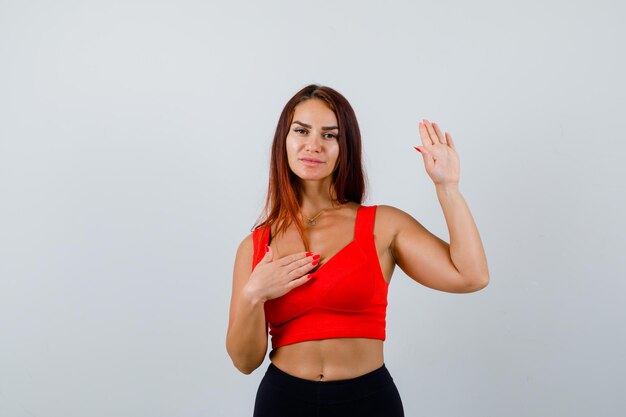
[255,84,366,247]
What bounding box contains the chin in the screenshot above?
[295,173,332,182]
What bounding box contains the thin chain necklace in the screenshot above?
[303,204,342,227]
[305,209,327,227]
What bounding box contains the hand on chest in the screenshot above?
[265,206,387,324]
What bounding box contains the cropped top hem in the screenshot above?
[271,329,386,349]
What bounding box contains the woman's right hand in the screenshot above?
[243,246,319,303]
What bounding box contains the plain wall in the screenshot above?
[1,0,625,416]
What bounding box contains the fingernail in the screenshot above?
[312,254,321,260]
[306,252,313,256]
[414,146,422,153]
[308,274,316,280]
[265,245,270,252]
[311,260,319,266]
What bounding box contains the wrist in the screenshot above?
[242,284,266,306]
[435,182,460,194]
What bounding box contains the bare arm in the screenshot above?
[384,186,488,293]
[225,235,267,374]
[226,235,318,374]
[435,183,489,288]
[387,119,488,293]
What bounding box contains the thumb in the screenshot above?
[414,146,435,170]
[414,146,431,158]
[259,244,273,264]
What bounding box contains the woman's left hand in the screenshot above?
[414,119,460,186]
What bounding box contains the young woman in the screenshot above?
[226,84,489,417]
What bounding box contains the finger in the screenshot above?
[287,259,318,279]
[423,119,439,145]
[432,122,447,145]
[418,145,433,158]
[283,255,319,280]
[286,274,316,291]
[259,245,273,264]
[417,146,435,171]
[418,121,434,146]
[276,251,311,267]
[414,146,432,164]
[287,253,320,270]
[445,132,456,150]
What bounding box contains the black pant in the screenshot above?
[253,363,404,417]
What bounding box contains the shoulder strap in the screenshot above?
[354,205,377,242]
[251,225,271,270]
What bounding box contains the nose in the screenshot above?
[304,132,322,152]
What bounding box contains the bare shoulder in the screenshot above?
[375,204,424,230]
[237,232,254,255]
[374,204,431,250]
[234,232,254,274]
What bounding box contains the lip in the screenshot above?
[299,157,324,166]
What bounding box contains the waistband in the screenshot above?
[263,363,395,405]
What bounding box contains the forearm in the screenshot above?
[436,184,489,288]
[226,294,268,374]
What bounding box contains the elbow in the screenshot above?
[476,274,490,291]
[459,272,490,293]
[229,356,254,375]
[226,341,264,375]
[472,274,490,292]
[230,356,263,375]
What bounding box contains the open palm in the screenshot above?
[415,119,460,185]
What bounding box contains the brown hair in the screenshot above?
[255,84,366,246]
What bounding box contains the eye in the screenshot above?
[294,128,307,135]
[323,133,337,140]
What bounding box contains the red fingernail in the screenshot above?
[308,274,316,280]
[313,254,321,260]
[306,252,313,256]
[311,260,319,266]
[414,146,422,153]
[265,245,270,252]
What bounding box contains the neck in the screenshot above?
[299,179,337,216]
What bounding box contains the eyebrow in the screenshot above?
[292,120,338,131]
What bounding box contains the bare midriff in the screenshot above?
[269,338,384,381]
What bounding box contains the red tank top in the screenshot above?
[251,205,388,350]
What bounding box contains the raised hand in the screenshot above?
[243,246,319,303]
[414,119,460,186]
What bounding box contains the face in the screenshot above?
[286,99,340,184]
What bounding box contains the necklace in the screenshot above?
[304,208,330,227]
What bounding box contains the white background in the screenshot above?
[1,1,625,416]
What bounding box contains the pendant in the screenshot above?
[307,219,316,226]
